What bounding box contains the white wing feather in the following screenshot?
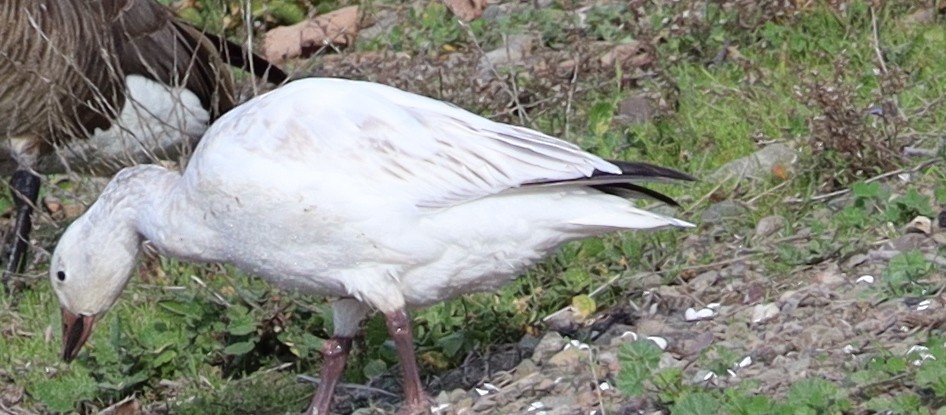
[197,78,621,208]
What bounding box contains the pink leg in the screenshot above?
[384,309,430,414]
[305,336,353,415]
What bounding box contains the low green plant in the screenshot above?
[883,250,934,297]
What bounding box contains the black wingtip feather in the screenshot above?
[591,183,682,206]
[596,160,697,182]
[523,160,693,206]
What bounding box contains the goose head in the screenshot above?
[49,209,141,361]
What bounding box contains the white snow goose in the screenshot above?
[0,0,287,291]
[50,77,695,414]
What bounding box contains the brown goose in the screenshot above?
[0,0,287,290]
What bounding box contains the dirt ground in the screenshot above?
[3,1,945,414]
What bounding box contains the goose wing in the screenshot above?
[225,79,692,209]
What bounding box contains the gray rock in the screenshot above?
[472,397,497,412]
[512,359,539,381]
[658,353,685,369]
[933,233,946,246]
[595,323,637,346]
[672,331,715,356]
[518,334,541,354]
[754,215,786,239]
[597,350,619,372]
[751,303,780,324]
[887,233,935,251]
[709,143,797,182]
[843,253,869,268]
[614,95,656,125]
[701,200,749,224]
[356,9,398,44]
[814,263,845,287]
[535,377,556,391]
[624,271,662,289]
[689,369,719,385]
[690,270,719,292]
[542,394,579,410]
[457,397,474,410]
[531,332,565,362]
[478,34,537,77]
[481,2,530,22]
[448,388,468,402]
[547,348,583,368]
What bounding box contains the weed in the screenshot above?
[883,250,934,297]
[618,335,946,414]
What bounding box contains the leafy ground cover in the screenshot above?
[2,1,945,414]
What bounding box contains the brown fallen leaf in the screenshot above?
[44,195,62,215]
[262,6,360,63]
[98,395,141,415]
[599,41,653,69]
[444,0,488,22]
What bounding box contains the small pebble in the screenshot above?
[564,339,591,350]
[855,275,874,284]
[907,345,935,366]
[646,336,668,350]
[844,253,869,268]
[906,216,933,235]
[754,215,786,239]
[751,303,779,323]
[684,307,717,321]
[472,397,496,412]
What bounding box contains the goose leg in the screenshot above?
[1,169,41,292]
[384,309,429,415]
[306,336,353,415]
[305,299,370,415]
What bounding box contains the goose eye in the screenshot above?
[57,271,66,281]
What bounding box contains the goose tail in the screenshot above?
[568,204,695,230]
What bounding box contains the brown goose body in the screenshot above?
[0,0,239,175]
[0,0,285,287]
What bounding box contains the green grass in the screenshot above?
[3,0,946,413]
[618,336,946,415]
